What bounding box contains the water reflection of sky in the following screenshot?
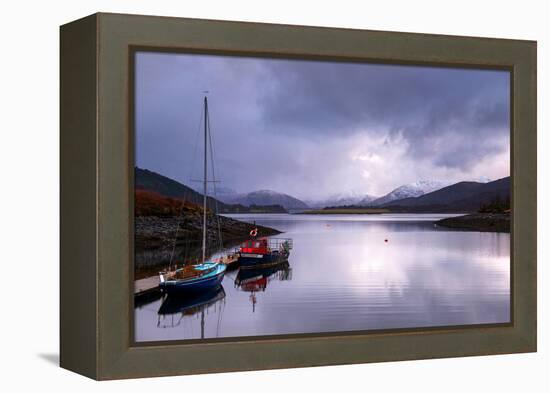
[135,214,510,342]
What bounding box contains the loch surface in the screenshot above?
[134,213,510,342]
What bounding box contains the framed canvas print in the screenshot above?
[60,13,537,380]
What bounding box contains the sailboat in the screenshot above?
[158,96,227,293]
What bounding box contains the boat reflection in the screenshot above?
[235,261,292,312]
[157,286,226,338]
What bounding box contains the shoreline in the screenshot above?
[435,213,510,233]
[135,214,281,274]
[298,208,390,215]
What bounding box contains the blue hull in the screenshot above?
[238,251,289,269]
[160,263,226,293]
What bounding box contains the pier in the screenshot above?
[134,253,240,301]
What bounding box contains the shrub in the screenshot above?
[135,189,204,217]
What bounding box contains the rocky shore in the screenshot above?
[135,212,281,274]
[435,213,510,233]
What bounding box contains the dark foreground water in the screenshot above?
[134,213,510,342]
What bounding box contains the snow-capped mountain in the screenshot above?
[472,176,491,183]
[305,191,378,208]
[218,189,309,210]
[358,194,378,205]
[370,180,451,206]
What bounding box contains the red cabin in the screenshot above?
[240,238,269,255]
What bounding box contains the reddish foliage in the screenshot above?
[135,189,199,217]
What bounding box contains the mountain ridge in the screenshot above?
[382,177,510,212]
[217,189,309,210]
[134,167,287,213]
[136,167,508,214]
[368,180,451,206]
[306,191,377,208]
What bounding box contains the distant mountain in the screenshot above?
[220,189,309,210]
[473,176,492,183]
[369,180,451,206]
[306,191,377,208]
[358,194,378,205]
[383,177,510,212]
[134,168,287,213]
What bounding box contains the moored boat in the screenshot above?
[236,234,293,269]
[158,95,227,293]
[159,262,226,293]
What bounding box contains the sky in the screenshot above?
[135,51,510,200]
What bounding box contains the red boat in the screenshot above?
[236,233,293,269]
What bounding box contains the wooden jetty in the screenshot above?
[134,253,240,301]
[134,275,163,304]
[135,276,161,296]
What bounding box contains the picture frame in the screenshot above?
[60,12,536,380]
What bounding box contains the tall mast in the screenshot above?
[202,96,208,263]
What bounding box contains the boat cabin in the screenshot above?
[240,238,270,255]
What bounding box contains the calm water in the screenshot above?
[134,213,510,342]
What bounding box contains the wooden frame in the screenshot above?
[60,12,537,380]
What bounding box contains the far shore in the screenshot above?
[298,208,391,215]
[435,213,510,233]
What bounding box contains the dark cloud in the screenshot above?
[135,52,509,199]
[258,60,509,167]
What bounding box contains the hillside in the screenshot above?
[220,189,309,210]
[134,189,282,271]
[369,180,450,206]
[135,167,287,213]
[384,177,510,212]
